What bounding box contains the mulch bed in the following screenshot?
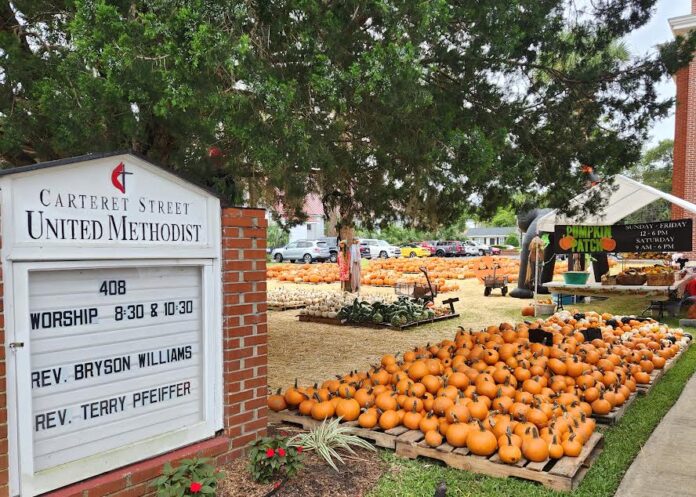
[217,426,387,497]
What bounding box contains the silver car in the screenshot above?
[271,240,331,263]
[361,239,401,259]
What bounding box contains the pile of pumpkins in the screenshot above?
[267,263,340,283]
[266,256,600,290]
[268,288,342,308]
[269,310,687,464]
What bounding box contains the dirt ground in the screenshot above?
[267,277,528,390]
[218,426,384,497]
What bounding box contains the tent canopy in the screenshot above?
[536,174,696,232]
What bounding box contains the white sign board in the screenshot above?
[1,153,220,260]
[0,153,223,496]
[29,266,202,471]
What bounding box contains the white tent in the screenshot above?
[536,174,696,232]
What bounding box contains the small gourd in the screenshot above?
[267,388,287,412]
[498,433,522,465]
[466,421,497,456]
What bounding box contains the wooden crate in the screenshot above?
[269,411,603,491]
[299,315,351,326]
[298,313,460,330]
[269,304,306,311]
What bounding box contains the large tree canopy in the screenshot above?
[1,1,694,230]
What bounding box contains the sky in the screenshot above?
[624,0,690,146]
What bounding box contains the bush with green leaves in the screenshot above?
[151,458,224,497]
[504,233,520,247]
[290,417,376,471]
[248,435,304,484]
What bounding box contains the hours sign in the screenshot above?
[0,153,223,496]
[554,219,693,254]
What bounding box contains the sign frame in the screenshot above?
[8,259,223,496]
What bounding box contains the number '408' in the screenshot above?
[100,280,126,295]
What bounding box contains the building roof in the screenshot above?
[274,193,325,219]
[466,227,517,237]
[303,194,325,216]
[0,150,225,201]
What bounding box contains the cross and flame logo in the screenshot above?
[111,162,133,194]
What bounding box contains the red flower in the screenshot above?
[296,446,303,453]
[266,448,276,458]
[274,482,281,489]
[189,482,203,493]
[277,448,286,457]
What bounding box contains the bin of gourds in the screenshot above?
[268,310,686,463]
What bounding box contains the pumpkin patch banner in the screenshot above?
[554,219,693,254]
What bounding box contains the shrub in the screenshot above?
[290,417,376,471]
[151,458,224,497]
[248,435,304,483]
[505,233,520,247]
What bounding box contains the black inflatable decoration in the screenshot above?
[592,253,609,282]
[510,209,556,299]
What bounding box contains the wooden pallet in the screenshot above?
[298,313,460,330]
[269,304,306,311]
[636,338,690,395]
[298,315,344,326]
[269,411,603,491]
[592,392,637,425]
[395,431,603,492]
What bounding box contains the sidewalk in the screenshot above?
[614,373,696,497]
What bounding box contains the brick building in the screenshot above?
[670,5,696,254]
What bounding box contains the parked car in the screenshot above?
[400,243,431,258]
[490,246,502,255]
[315,236,339,263]
[361,239,401,259]
[359,242,371,259]
[271,240,331,263]
[463,240,491,256]
[418,241,437,255]
[444,240,466,256]
[461,241,479,256]
[431,240,458,257]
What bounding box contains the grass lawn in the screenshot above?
[368,296,696,497]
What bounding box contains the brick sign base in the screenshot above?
[0,207,268,497]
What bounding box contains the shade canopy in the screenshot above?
[536,174,696,232]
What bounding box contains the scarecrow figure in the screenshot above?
[349,239,362,292]
[338,240,351,291]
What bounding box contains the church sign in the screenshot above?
[0,152,223,495]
